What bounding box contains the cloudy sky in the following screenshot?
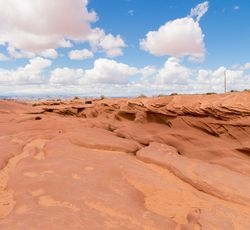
[0,0,249,97]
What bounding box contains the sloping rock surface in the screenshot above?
[0,92,249,229]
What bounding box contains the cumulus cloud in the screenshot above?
[195,67,246,92]
[0,0,97,52]
[7,47,35,59]
[69,49,93,60]
[144,58,249,94]
[40,49,58,59]
[0,0,127,59]
[0,56,249,96]
[0,58,138,88]
[87,28,126,57]
[85,58,138,84]
[140,66,157,78]
[99,34,126,57]
[140,2,208,60]
[7,47,58,60]
[0,57,51,85]
[239,62,250,70]
[50,68,84,84]
[26,57,52,70]
[49,58,138,86]
[196,67,225,90]
[156,57,191,84]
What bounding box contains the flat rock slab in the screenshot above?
[65,127,140,153]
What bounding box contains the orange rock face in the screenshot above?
[0,92,250,229]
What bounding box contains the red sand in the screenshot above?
[0,92,249,229]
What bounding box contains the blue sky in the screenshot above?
[0,0,249,96]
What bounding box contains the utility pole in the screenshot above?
[224,70,227,93]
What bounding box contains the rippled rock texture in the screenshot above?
[0,92,249,229]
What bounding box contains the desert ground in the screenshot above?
[0,91,249,229]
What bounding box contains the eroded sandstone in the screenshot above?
[0,92,249,229]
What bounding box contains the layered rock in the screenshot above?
[0,91,249,229]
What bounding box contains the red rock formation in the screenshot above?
[0,91,249,229]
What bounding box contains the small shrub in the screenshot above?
[85,100,92,104]
[100,95,106,100]
[137,94,147,98]
[157,94,167,97]
[206,92,216,95]
[73,96,80,100]
[170,93,178,96]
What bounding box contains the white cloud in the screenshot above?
[196,67,225,91]
[99,34,126,57]
[85,58,138,84]
[0,0,127,59]
[7,47,35,59]
[40,49,58,59]
[195,67,246,92]
[140,2,208,60]
[0,57,51,85]
[27,57,52,70]
[141,59,249,94]
[58,40,73,48]
[87,28,126,57]
[69,49,93,60]
[190,1,209,22]
[156,57,191,84]
[0,0,97,52]
[49,58,138,86]
[50,68,84,84]
[0,57,249,96]
[7,47,58,60]
[239,62,250,70]
[140,66,157,78]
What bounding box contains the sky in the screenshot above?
[0,0,249,97]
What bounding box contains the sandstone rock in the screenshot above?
[0,92,250,229]
[136,142,250,206]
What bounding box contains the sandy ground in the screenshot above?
[0,92,249,229]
